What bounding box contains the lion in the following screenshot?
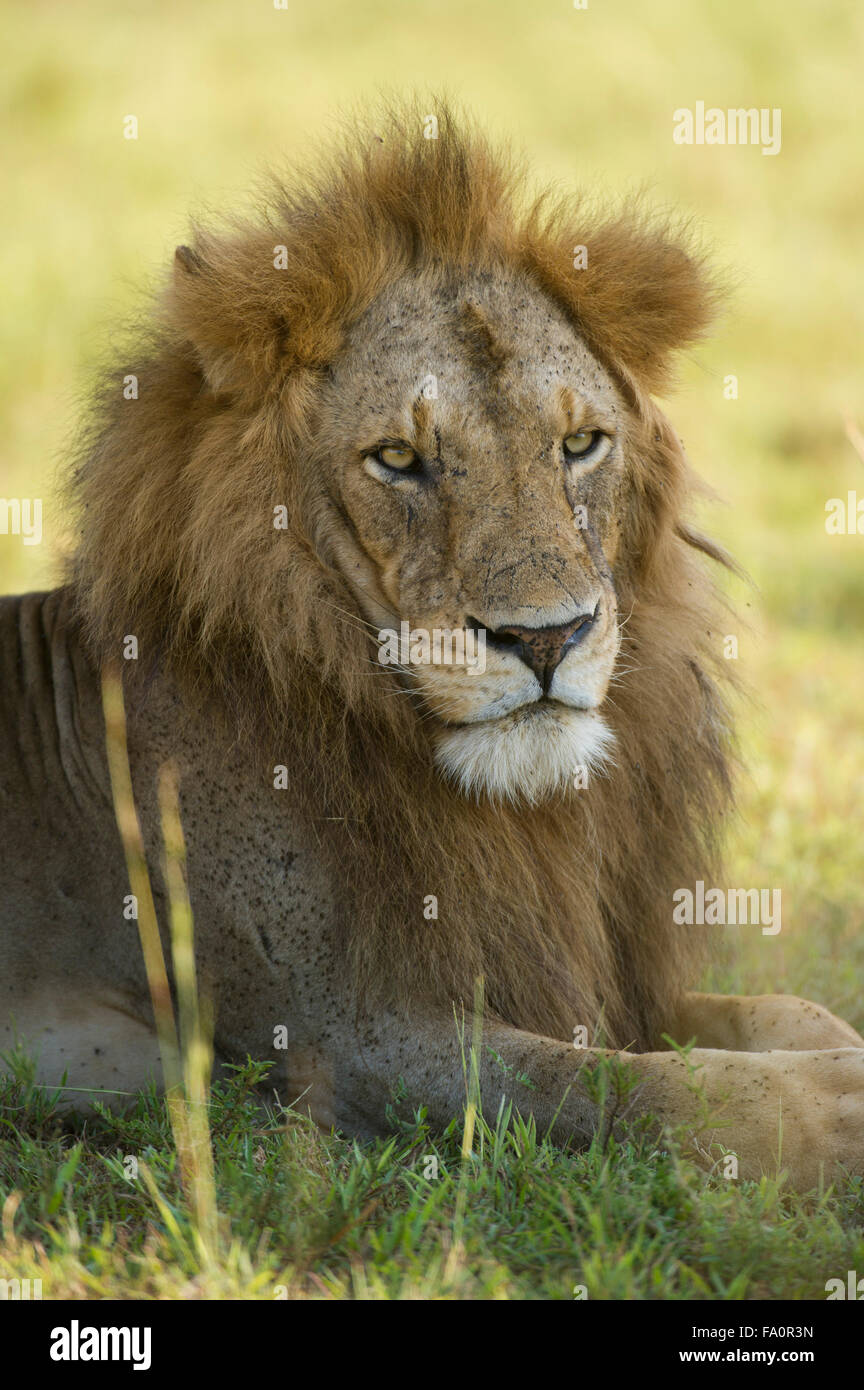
[1,103,862,1189]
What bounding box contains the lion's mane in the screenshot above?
[68,101,735,1049]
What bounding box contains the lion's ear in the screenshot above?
[168,236,296,397]
[584,234,718,393]
[523,214,721,395]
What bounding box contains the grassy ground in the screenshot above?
[1,0,862,1299]
[3,1061,864,1300]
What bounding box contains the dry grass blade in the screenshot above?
[102,669,217,1262]
[158,763,218,1259]
[101,669,181,1098]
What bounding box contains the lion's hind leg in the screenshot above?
[671,991,864,1052]
[1,986,162,1115]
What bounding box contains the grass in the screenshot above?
[3,1062,864,1300]
[1,0,863,1299]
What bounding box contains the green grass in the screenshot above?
[1,0,863,1299]
[3,1060,864,1300]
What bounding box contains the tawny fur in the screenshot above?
[67,101,733,1051]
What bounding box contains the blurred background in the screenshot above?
[1,0,862,1020]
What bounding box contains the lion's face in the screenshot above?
[316,269,630,804]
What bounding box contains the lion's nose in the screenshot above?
[482,607,599,692]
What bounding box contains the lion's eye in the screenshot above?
[377,445,419,472]
[563,430,600,458]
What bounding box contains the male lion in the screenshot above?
[1,106,862,1188]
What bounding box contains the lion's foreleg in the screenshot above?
[326,1012,602,1146]
[327,1009,864,1189]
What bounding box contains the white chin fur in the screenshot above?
[433,705,615,806]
